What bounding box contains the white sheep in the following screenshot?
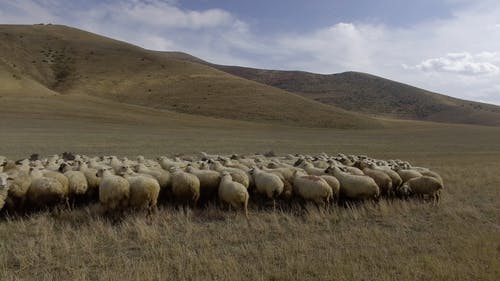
[26,169,66,208]
[360,167,393,196]
[135,163,171,190]
[249,167,284,210]
[325,166,380,201]
[76,160,100,200]
[218,171,249,219]
[396,168,422,183]
[320,175,341,202]
[398,176,443,204]
[97,167,130,212]
[0,173,11,210]
[2,161,32,210]
[209,161,249,188]
[292,171,333,209]
[59,163,89,199]
[117,166,160,213]
[170,167,200,207]
[42,170,70,199]
[185,165,220,204]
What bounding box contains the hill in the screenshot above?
[0,24,380,129]
[166,53,500,126]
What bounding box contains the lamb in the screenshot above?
[249,167,284,209]
[26,169,66,208]
[292,171,333,209]
[185,165,220,203]
[97,167,130,212]
[117,166,160,213]
[325,166,380,201]
[218,171,249,219]
[0,173,11,210]
[169,167,200,208]
[398,176,443,204]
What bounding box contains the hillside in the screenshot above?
[0,24,380,129]
[166,53,500,127]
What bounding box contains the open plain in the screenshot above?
[0,24,499,281]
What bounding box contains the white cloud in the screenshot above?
[414,52,500,76]
[105,0,234,30]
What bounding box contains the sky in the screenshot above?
[1,0,500,105]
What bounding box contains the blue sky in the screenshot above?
[1,0,500,105]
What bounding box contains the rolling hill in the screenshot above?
[166,53,500,127]
[0,24,380,129]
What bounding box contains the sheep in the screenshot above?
[396,168,422,183]
[26,169,65,208]
[360,167,393,196]
[135,164,171,190]
[185,165,220,204]
[2,161,32,210]
[398,176,443,204]
[292,171,333,210]
[117,166,160,213]
[209,161,249,188]
[169,167,200,208]
[416,169,444,186]
[218,171,249,219]
[249,167,284,210]
[76,160,100,200]
[325,166,380,201]
[0,173,11,210]
[295,159,325,176]
[97,167,130,212]
[320,175,341,203]
[357,161,403,189]
[59,163,88,201]
[42,170,70,199]
[157,156,183,171]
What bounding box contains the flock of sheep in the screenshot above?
[0,152,444,218]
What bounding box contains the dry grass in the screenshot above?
[0,24,379,129]
[0,157,498,281]
[0,118,499,280]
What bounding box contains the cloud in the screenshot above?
[102,0,235,30]
[414,52,500,76]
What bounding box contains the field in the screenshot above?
[1,112,499,280]
[1,23,500,281]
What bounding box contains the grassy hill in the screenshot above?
[0,24,380,129]
[166,53,500,127]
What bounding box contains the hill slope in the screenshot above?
[0,24,380,129]
[166,52,500,127]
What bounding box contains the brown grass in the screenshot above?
[0,114,499,280]
[0,24,379,129]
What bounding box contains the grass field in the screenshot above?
[1,112,499,280]
[0,23,499,281]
